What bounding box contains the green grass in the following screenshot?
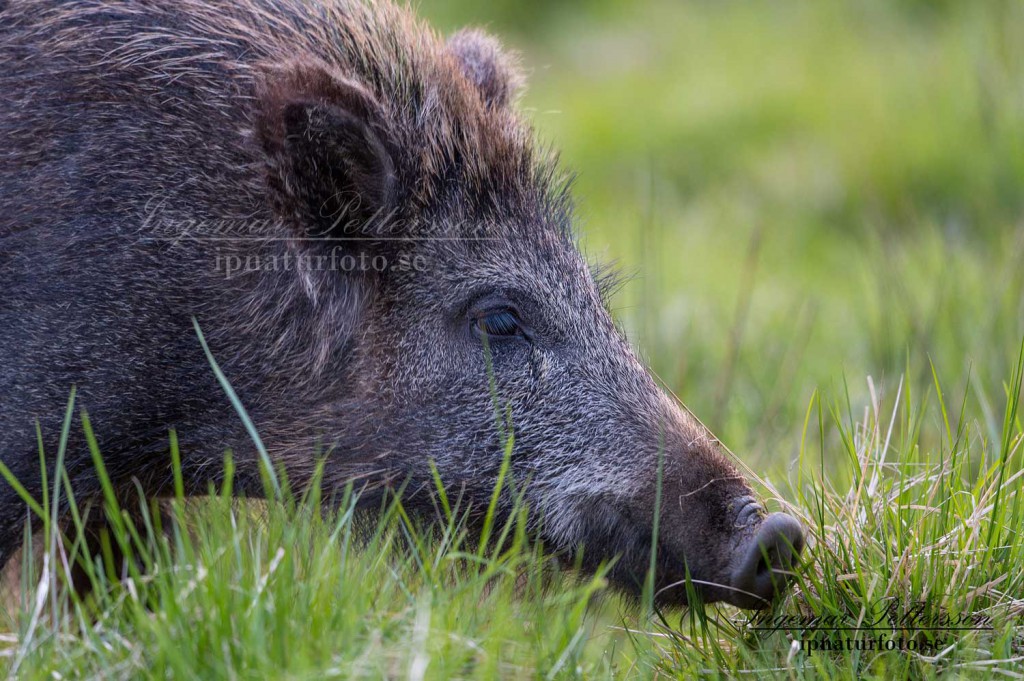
[3,0,1024,677]
[2,353,1023,678]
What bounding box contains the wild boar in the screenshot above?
[0,0,803,608]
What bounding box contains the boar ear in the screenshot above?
[448,29,525,108]
[255,62,398,237]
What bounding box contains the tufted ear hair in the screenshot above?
[447,28,525,109]
[255,61,399,239]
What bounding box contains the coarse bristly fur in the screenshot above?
[0,0,802,608]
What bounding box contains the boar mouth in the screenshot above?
[656,511,804,610]
[675,511,805,609]
[569,499,805,610]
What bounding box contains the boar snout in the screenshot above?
[652,494,804,609]
[727,511,804,609]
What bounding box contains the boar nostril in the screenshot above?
[730,513,804,609]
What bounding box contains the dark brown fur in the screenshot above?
[0,0,801,608]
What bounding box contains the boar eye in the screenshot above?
[473,307,523,340]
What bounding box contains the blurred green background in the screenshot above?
[421,0,1024,477]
